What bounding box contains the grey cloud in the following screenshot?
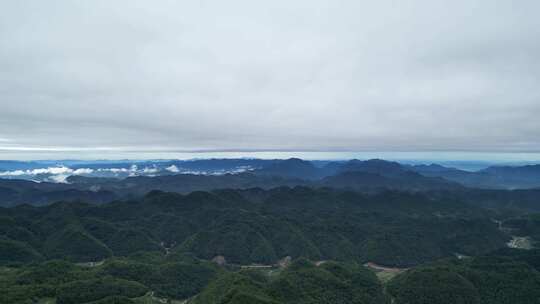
[1,0,540,157]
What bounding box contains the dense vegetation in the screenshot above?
[0,256,388,304]
[0,187,509,267]
[192,259,388,304]
[3,250,538,304]
[0,252,218,304]
[387,249,540,304]
[1,158,540,304]
[503,214,540,245]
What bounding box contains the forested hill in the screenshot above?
[1,187,508,267]
[1,186,540,304]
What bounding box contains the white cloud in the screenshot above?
[0,166,72,176]
[73,168,94,175]
[49,174,69,183]
[0,166,94,179]
[165,165,180,173]
[40,166,72,175]
[97,168,129,173]
[0,170,26,176]
[142,167,159,174]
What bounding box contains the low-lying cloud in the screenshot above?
[165,165,180,173]
[0,166,91,177]
[0,162,255,183]
[0,166,95,183]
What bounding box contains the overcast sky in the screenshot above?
[1,0,540,159]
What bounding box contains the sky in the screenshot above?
[1,0,540,160]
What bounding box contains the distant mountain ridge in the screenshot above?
[2,158,540,189]
[2,158,540,206]
[253,158,323,179]
[410,163,540,189]
[0,158,459,206]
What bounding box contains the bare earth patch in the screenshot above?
[364,262,408,284]
[507,236,533,250]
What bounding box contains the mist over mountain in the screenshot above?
[3,158,540,208]
[3,158,540,189]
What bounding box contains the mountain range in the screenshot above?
[3,158,540,190]
[3,158,540,207]
[2,158,540,304]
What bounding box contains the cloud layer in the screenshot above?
[1,0,539,157]
[0,162,255,183]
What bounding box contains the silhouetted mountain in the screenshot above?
[0,172,307,206]
[337,159,406,177]
[66,175,120,185]
[99,173,309,197]
[253,158,323,179]
[4,158,540,190]
[254,158,433,181]
[0,179,117,207]
[411,163,540,189]
[3,158,540,207]
[321,170,462,192]
[318,160,345,176]
[0,166,461,207]
[165,158,279,171]
[478,164,540,188]
[409,163,462,173]
[0,160,47,171]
